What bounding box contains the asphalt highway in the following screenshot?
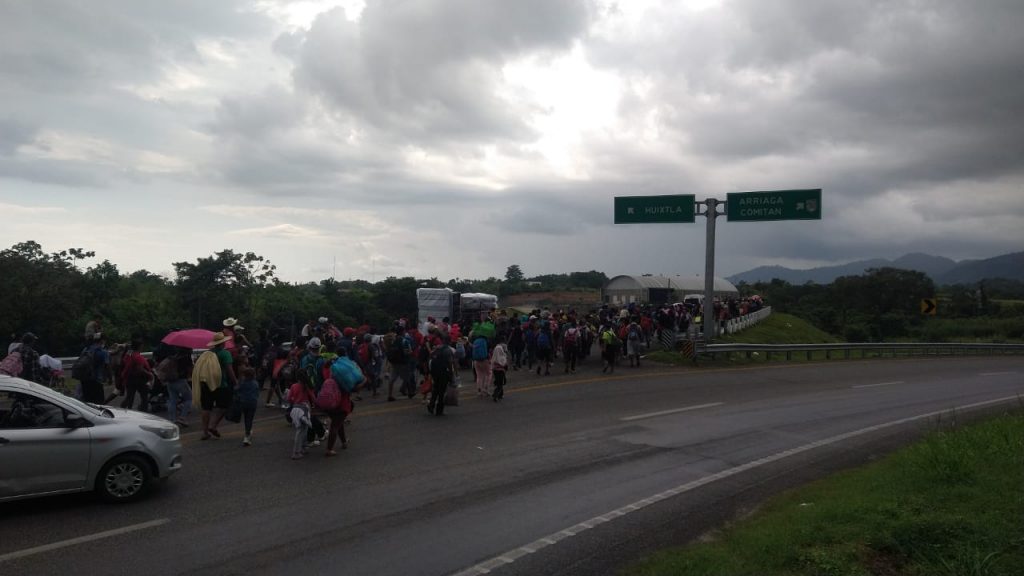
[1,355,1021,576]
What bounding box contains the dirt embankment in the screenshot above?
[502,290,602,310]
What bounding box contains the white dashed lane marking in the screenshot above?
[0,519,171,563]
[620,402,724,422]
[852,381,905,389]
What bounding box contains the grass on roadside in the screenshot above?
[624,410,1024,576]
[646,313,843,367]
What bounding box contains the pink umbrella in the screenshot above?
[161,329,218,350]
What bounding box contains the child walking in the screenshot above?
[287,371,316,459]
[491,337,509,402]
[237,367,260,446]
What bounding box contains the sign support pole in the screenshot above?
[700,198,722,340]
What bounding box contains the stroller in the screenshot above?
[147,376,169,414]
[39,354,71,396]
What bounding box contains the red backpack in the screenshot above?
[317,378,342,411]
[0,348,24,377]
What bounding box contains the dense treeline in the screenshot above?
[740,268,1024,342]
[0,241,606,357]
[5,240,1019,356]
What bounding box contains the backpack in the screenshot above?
[387,337,407,364]
[302,360,321,391]
[628,326,640,341]
[605,331,621,347]
[155,356,178,384]
[330,357,364,392]
[0,348,24,377]
[71,348,95,381]
[317,378,342,411]
[537,331,551,350]
[472,337,489,361]
[279,357,298,383]
[564,328,578,344]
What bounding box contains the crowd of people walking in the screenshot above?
[2,297,767,460]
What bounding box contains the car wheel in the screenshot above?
[96,454,152,503]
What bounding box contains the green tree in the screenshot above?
[0,241,90,355]
[172,250,276,328]
[505,264,524,283]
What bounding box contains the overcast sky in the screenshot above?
[1,0,1022,283]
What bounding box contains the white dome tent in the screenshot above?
[601,275,738,306]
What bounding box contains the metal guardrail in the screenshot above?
[676,306,773,340]
[698,341,1024,361]
[56,352,153,372]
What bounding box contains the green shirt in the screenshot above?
[215,348,233,389]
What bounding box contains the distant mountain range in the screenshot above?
[727,251,1024,286]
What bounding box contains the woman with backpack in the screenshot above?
[121,339,154,412]
[471,334,491,397]
[626,321,644,368]
[600,325,620,374]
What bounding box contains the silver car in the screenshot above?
[0,375,182,503]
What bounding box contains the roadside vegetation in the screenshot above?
[646,313,843,366]
[741,270,1024,343]
[625,410,1024,576]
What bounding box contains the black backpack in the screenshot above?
[387,337,407,364]
[71,348,95,381]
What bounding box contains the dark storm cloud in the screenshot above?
[0,1,269,92]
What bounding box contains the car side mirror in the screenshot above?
[66,413,93,429]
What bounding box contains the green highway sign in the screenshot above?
[614,194,695,224]
[726,189,822,222]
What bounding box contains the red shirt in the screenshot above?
[288,383,314,405]
[120,351,150,382]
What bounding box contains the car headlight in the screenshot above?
[140,424,180,440]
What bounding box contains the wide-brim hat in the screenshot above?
[223,317,238,327]
[207,332,233,347]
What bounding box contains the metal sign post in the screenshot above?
[614,189,821,343]
[698,199,725,339]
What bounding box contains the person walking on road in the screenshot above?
[287,371,316,459]
[200,332,236,440]
[491,337,509,402]
[601,325,620,374]
[562,324,579,374]
[79,333,110,405]
[323,377,352,456]
[237,366,260,446]
[471,334,491,397]
[428,335,455,416]
[120,338,154,412]
[158,347,192,427]
[626,321,644,368]
[385,326,414,402]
